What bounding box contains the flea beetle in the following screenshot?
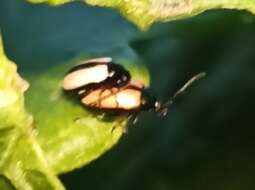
[62,57,205,125]
[63,57,131,95]
[79,73,206,117]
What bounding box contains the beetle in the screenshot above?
[62,57,205,127]
[79,72,206,119]
[62,57,131,96]
[80,81,146,111]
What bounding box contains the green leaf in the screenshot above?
[0,36,64,190]
[26,0,255,29]
[25,56,149,174]
[0,37,64,189]
[0,175,15,190]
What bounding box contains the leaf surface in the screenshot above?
[0,37,64,190]
[27,0,255,29]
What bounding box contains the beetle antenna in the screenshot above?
[170,72,206,102]
[158,72,206,116]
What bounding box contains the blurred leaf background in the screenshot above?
[1,0,255,190]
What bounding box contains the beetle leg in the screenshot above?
[98,87,108,107]
[126,113,139,126]
[111,118,128,134]
[96,112,106,121]
[73,112,107,125]
[111,113,138,134]
[113,88,120,109]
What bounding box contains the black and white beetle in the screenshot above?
[63,57,205,123]
[63,57,131,96]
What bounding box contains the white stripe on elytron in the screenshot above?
[63,64,108,90]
